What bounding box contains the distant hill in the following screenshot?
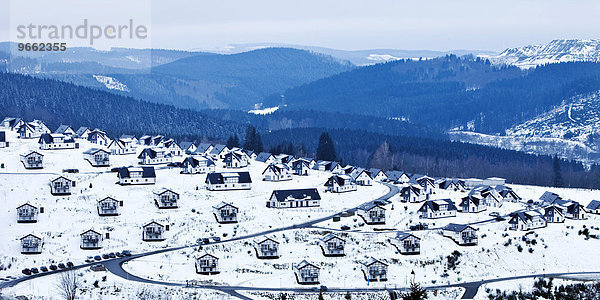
[202,42,497,66]
[266,56,600,133]
[488,39,600,69]
[0,72,245,140]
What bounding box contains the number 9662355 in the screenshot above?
[17,43,67,52]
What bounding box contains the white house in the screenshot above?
[543,205,565,223]
[195,253,219,274]
[107,139,137,155]
[153,188,179,209]
[368,168,388,182]
[351,168,373,186]
[391,232,420,255]
[320,233,345,256]
[459,195,487,213]
[163,139,183,156]
[294,260,320,285]
[20,151,43,169]
[399,184,425,203]
[21,234,42,254]
[362,257,388,282]
[18,120,50,139]
[38,133,78,150]
[50,176,75,196]
[262,163,292,181]
[223,151,248,168]
[74,127,91,139]
[87,129,111,146]
[97,197,121,216]
[586,200,600,215]
[180,156,215,174]
[442,223,478,246]
[291,159,311,176]
[324,175,357,193]
[138,148,173,165]
[17,203,39,223]
[1,117,24,131]
[142,221,166,241]
[418,199,457,219]
[358,203,386,225]
[83,148,110,167]
[254,237,280,259]
[267,188,321,209]
[205,172,252,191]
[213,202,238,223]
[117,166,156,185]
[508,211,547,231]
[54,125,76,137]
[80,229,103,250]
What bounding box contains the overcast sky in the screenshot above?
[3,0,600,51]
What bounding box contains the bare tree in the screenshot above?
[56,270,79,300]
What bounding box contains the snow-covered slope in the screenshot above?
[488,39,600,69]
[93,75,130,92]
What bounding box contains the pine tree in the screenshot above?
[243,125,256,150]
[401,281,428,300]
[553,156,564,187]
[316,132,337,161]
[255,132,264,153]
[226,134,239,148]
[344,291,351,299]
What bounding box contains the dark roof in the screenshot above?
[292,159,310,169]
[54,125,72,134]
[75,127,89,136]
[586,200,600,210]
[51,176,72,183]
[138,148,158,159]
[459,195,482,207]
[205,172,252,184]
[38,133,75,144]
[83,148,109,155]
[321,233,344,242]
[0,131,5,142]
[98,197,118,203]
[179,141,195,151]
[257,237,279,244]
[418,199,457,212]
[17,203,38,209]
[262,163,289,175]
[210,144,227,155]
[196,143,213,153]
[181,156,215,168]
[118,167,156,179]
[324,175,356,187]
[255,152,274,162]
[22,150,43,157]
[270,188,321,202]
[80,229,101,236]
[443,223,474,232]
[223,152,243,163]
[143,221,163,228]
[400,184,422,196]
[363,257,388,267]
[295,260,319,270]
[213,201,238,210]
[20,234,41,240]
[396,232,420,241]
[540,191,562,203]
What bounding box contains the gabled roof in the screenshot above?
[396,232,420,241]
[51,176,72,183]
[21,150,43,157]
[368,168,387,178]
[98,196,118,203]
[153,188,178,196]
[586,200,600,211]
[83,148,110,155]
[54,125,73,135]
[17,203,38,210]
[270,188,321,202]
[255,152,274,162]
[509,210,543,224]
[143,221,164,228]
[118,166,156,179]
[179,141,195,151]
[181,156,215,168]
[20,233,41,240]
[363,257,388,267]
[80,229,101,236]
[256,237,279,245]
[321,233,344,242]
[443,223,475,232]
[540,191,562,203]
[209,144,227,155]
[291,159,310,168]
[38,133,75,144]
[213,201,238,210]
[205,172,252,184]
[418,199,457,212]
[459,195,482,207]
[400,184,422,196]
[351,168,371,180]
[196,143,213,153]
[262,163,290,175]
[359,202,386,211]
[295,260,319,270]
[324,174,356,187]
[223,151,243,163]
[198,253,218,260]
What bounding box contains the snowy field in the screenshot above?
[1,130,599,299]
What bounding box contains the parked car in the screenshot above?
[110,167,120,172]
[320,285,328,292]
[58,263,66,269]
[90,264,106,272]
[202,238,210,244]
[49,264,58,271]
[30,267,39,274]
[115,252,124,258]
[122,250,132,257]
[489,212,500,217]
[108,252,116,258]
[94,255,102,261]
[40,266,48,272]
[340,225,351,230]
[22,268,31,275]
[66,262,74,268]
[212,237,221,242]
[62,168,79,173]
[86,256,95,263]
[409,223,429,231]
[102,254,109,259]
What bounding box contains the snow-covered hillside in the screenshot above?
[1,130,599,299]
[93,75,130,92]
[488,39,600,69]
